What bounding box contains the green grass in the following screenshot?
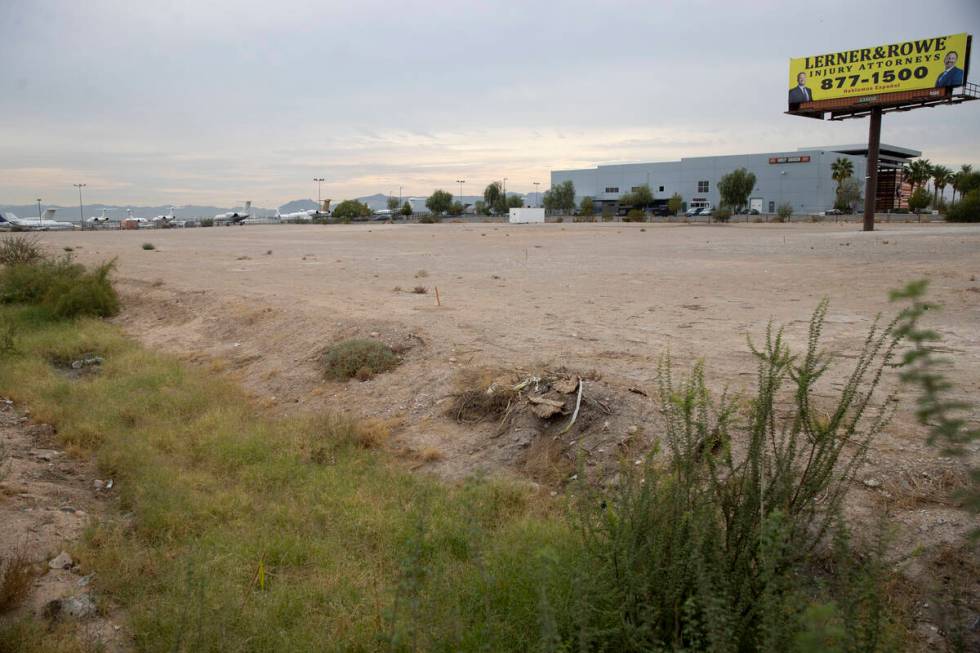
[0,298,913,651]
[321,338,399,381]
[0,307,572,651]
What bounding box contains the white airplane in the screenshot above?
[122,209,152,228]
[215,201,251,224]
[150,206,179,226]
[275,207,314,221]
[87,209,113,224]
[0,209,76,231]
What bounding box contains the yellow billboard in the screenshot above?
[788,33,970,107]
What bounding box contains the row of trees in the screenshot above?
[832,156,979,215]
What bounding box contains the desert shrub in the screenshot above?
[0,235,44,266]
[777,202,794,221]
[321,338,399,381]
[0,258,119,319]
[418,215,442,224]
[553,301,901,650]
[714,207,732,223]
[141,243,155,250]
[199,218,215,227]
[623,209,646,222]
[946,189,980,222]
[412,286,428,294]
[0,551,35,613]
[908,187,931,214]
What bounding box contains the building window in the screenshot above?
[631,186,641,192]
[658,186,664,192]
[769,201,775,213]
[605,187,619,193]
[697,180,709,193]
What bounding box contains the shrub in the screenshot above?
[199,218,215,227]
[557,301,900,650]
[946,189,980,222]
[0,551,35,612]
[412,286,428,294]
[908,187,931,214]
[142,243,155,250]
[0,235,44,266]
[321,339,399,381]
[623,209,646,222]
[777,202,794,221]
[0,257,119,319]
[714,207,732,223]
[418,215,441,224]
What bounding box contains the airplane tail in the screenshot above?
[244,201,251,213]
[321,199,331,213]
[275,208,281,218]
[42,209,56,220]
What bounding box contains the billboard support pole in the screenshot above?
[862,107,882,232]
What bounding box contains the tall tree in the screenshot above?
[543,181,576,215]
[952,164,974,205]
[831,157,854,191]
[931,165,953,207]
[386,196,399,211]
[717,168,757,213]
[425,189,453,215]
[904,159,933,193]
[483,182,502,210]
[579,196,594,217]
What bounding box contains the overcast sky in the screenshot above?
[2,0,978,207]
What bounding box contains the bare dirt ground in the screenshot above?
[0,399,128,650]
[38,221,980,644]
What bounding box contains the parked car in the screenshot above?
[684,206,703,217]
[696,206,714,216]
[823,208,843,216]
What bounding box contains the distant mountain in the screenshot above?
[278,199,318,213]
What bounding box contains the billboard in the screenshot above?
[788,33,970,108]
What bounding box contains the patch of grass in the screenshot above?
[0,257,119,320]
[0,550,36,613]
[321,338,399,381]
[0,234,44,266]
[412,286,428,294]
[141,243,155,250]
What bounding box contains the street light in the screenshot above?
[36,198,42,226]
[456,179,465,207]
[313,177,325,205]
[532,181,540,207]
[73,183,86,229]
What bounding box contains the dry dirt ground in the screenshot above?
[0,399,129,650]
[36,221,980,642]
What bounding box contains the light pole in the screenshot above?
[502,177,507,204]
[73,183,86,229]
[36,198,42,226]
[313,177,325,205]
[456,179,465,207]
[532,181,540,207]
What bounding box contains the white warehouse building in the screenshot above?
[550,144,920,215]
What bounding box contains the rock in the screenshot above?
[49,551,74,570]
[44,593,97,620]
[863,478,882,489]
[93,479,105,490]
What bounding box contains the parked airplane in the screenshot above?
[275,207,314,221]
[150,206,179,226]
[87,209,113,224]
[215,201,251,224]
[0,209,76,231]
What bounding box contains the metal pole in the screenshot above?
[863,107,882,232]
[533,181,540,207]
[74,183,86,229]
[36,198,42,226]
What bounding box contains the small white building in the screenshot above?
[509,208,545,224]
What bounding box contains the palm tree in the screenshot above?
[831,157,854,192]
[931,165,953,207]
[951,164,974,205]
[904,159,933,194]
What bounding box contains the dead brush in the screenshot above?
[0,550,36,613]
[523,435,574,485]
[447,368,517,424]
[0,234,44,266]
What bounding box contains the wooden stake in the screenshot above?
[434,286,441,306]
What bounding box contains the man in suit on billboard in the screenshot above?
[789,72,814,104]
[935,51,965,87]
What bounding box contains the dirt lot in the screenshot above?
[30,221,980,643]
[41,226,979,471]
